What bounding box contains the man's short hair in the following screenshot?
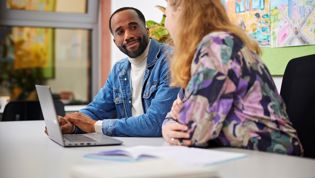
[109,7,146,34]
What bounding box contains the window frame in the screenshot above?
[0,0,100,100]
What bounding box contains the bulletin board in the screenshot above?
[221,0,315,76]
[262,46,315,76]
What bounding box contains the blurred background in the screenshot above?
[0,0,166,111]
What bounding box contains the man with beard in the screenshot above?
[58,7,179,136]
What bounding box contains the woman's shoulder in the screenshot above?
[197,31,244,55]
[201,31,233,42]
[197,31,240,50]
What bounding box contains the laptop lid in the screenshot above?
[35,85,123,147]
[36,85,65,146]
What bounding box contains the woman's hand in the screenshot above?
[162,121,192,146]
[170,98,183,120]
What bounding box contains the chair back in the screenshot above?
[280,54,315,158]
[2,100,65,121]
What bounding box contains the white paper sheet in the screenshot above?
[85,146,247,166]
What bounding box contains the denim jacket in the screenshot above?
[80,39,179,136]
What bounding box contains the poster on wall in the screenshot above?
[11,27,54,78]
[222,0,271,47]
[6,0,55,78]
[270,0,315,47]
[6,0,55,11]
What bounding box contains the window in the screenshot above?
[6,0,87,13]
[0,0,100,105]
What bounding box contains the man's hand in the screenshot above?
[64,112,96,133]
[44,116,74,135]
[59,116,75,134]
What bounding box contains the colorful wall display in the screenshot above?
[223,0,271,46]
[270,0,315,47]
[222,0,315,48]
[222,0,315,75]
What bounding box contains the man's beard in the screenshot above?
[118,35,149,58]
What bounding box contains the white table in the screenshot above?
[1,121,315,178]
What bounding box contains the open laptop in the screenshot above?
[35,85,123,147]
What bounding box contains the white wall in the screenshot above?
[109,0,283,93]
[273,77,282,93]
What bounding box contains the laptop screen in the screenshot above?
[36,85,64,146]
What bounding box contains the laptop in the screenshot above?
[35,85,123,147]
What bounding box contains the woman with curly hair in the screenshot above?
[162,0,303,156]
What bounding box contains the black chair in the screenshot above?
[2,100,65,121]
[280,54,315,159]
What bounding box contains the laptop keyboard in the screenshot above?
[63,134,97,142]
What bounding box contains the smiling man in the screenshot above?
[59,7,179,137]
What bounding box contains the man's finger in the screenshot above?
[64,112,80,120]
[67,117,78,124]
[58,116,69,125]
[44,126,48,135]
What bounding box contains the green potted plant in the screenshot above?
[146,6,172,45]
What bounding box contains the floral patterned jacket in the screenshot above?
[165,32,303,156]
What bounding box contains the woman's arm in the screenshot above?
[179,33,237,147]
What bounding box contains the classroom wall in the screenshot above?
[262,46,315,76]
[110,0,314,93]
